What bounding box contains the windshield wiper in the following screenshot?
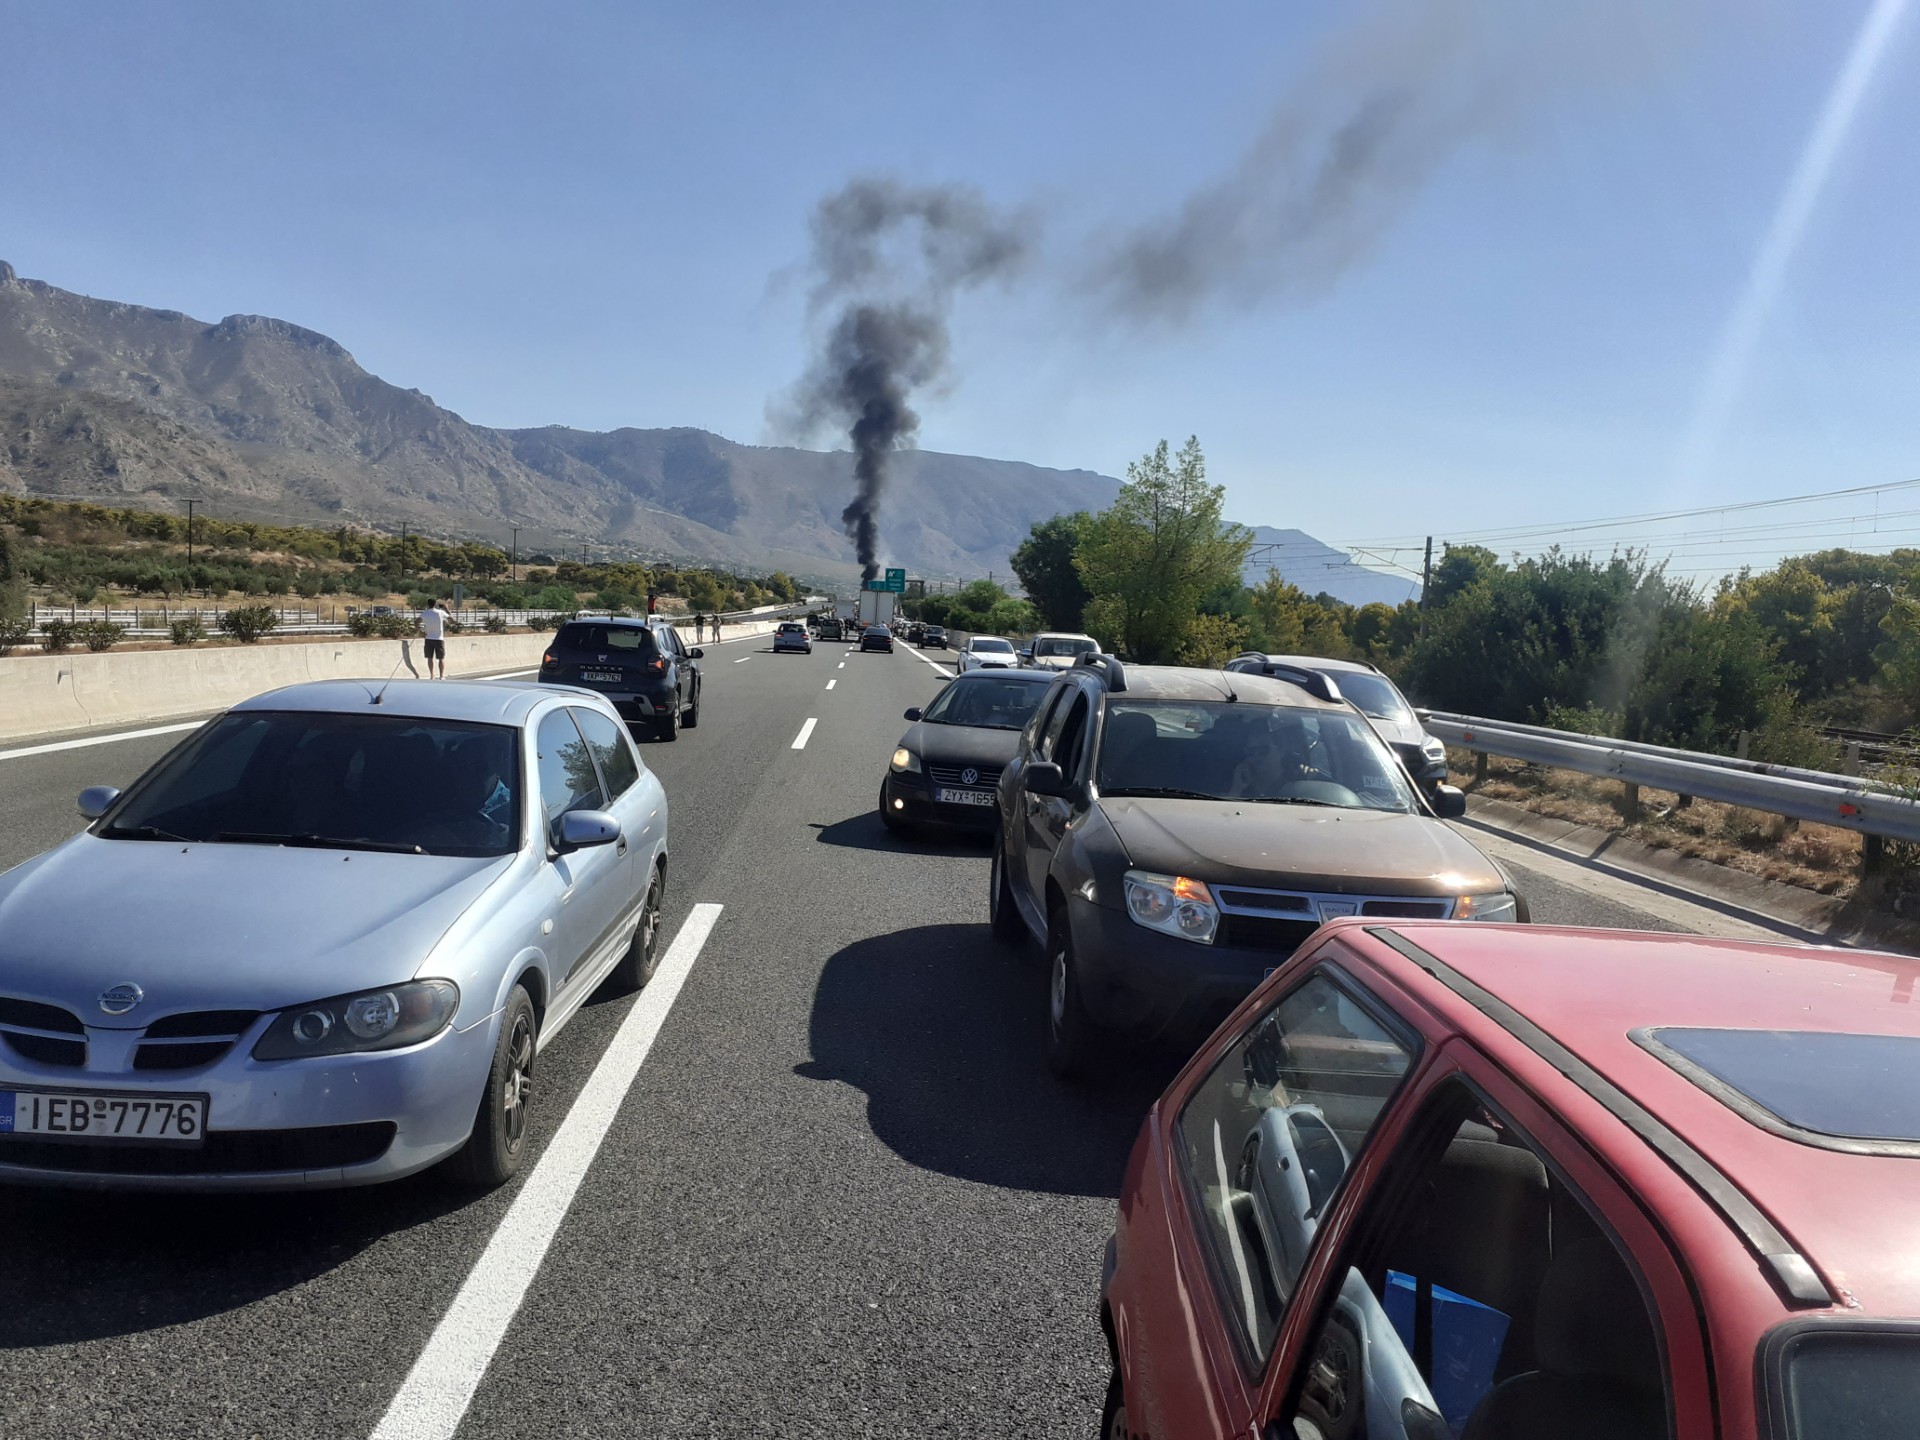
[102,824,196,842]
[1244,796,1344,808]
[212,831,424,854]
[1103,786,1223,801]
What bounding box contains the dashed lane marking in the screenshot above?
[791,717,818,750]
[825,679,836,690]
[370,903,725,1440]
[733,656,751,663]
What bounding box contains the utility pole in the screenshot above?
[1419,535,1434,639]
[399,523,409,582]
[185,499,196,574]
[510,527,520,585]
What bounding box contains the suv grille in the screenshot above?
[928,763,1002,788]
[135,1010,261,1071]
[1217,915,1321,953]
[1359,899,1449,919]
[0,997,86,1068]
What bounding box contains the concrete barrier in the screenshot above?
[0,632,551,742]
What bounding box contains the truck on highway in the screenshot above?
[855,589,897,633]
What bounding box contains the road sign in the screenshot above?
[884,568,906,593]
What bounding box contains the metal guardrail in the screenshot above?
[1420,710,1920,845]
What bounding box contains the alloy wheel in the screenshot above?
[501,1012,534,1150]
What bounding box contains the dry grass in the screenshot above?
[1456,751,1862,898]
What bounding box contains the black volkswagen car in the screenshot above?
[538,616,703,741]
[880,669,1055,834]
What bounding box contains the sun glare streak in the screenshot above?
[1674,0,1912,496]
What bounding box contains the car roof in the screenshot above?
[1101,664,1353,712]
[1362,922,1920,1313]
[230,678,573,727]
[946,667,1055,683]
[1033,631,1097,641]
[1247,652,1381,676]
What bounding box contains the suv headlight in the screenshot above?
[1455,892,1518,923]
[891,747,921,774]
[253,979,460,1060]
[1124,870,1219,945]
[1420,736,1448,771]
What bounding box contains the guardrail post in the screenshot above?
[1844,742,1862,777]
[1472,751,1488,786]
[1736,731,1751,760]
[1863,833,1886,878]
[1621,782,1641,821]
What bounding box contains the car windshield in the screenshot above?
[1033,636,1097,658]
[972,637,1015,653]
[1329,671,1413,723]
[100,711,521,857]
[553,623,658,657]
[921,675,1051,730]
[1097,700,1417,812]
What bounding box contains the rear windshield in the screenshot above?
[1331,671,1413,723]
[1033,636,1097,658]
[553,623,658,656]
[102,711,520,857]
[1775,1328,1920,1439]
[1643,1028,1920,1143]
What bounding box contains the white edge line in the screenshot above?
[899,641,955,677]
[370,902,724,1440]
[791,717,818,750]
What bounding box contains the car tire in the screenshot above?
[989,842,1026,946]
[879,778,907,834]
[1045,906,1100,1079]
[656,699,679,743]
[1101,1370,1128,1440]
[445,985,537,1188]
[609,868,663,992]
[682,681,700,729]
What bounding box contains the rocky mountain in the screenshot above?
[0,260,1116,580]
[1239,525,1420,607]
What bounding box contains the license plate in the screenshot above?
[0,1088,208,1146]
[936,787,996,807]
[581,669,621,684]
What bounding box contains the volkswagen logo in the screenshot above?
[961,767,979,786]
[98,982,144,1016]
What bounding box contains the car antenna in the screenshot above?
[370,641,419,705]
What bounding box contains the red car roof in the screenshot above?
[1365,922,1920,1315]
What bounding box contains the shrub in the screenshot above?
[527,615,553,631]
[374,613,417,639]
[76,620,124,653]
[218,605,280,644]
[0,616,33,655]
[41,619,76,652]
[484,613,509,634]
[170,616,207,646]
[347,613,380,637]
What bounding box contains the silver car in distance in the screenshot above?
[0,679,668,1190]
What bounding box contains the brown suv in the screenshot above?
[987,657,1527,1076]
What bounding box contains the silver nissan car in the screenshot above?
[0,679,668,1190]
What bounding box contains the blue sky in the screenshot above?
[3,1,1915,575]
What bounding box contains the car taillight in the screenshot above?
[648,658,667,672]
[541,652,556,668]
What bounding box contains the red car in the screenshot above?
[1100,920,1920,1440]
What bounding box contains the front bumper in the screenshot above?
[881,771,998,832]
[1068,896,1291,1045]
[0,1011,498,1190]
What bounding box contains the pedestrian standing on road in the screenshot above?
[693,613,706,644]
[420,597,448,678]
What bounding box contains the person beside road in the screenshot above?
[693,613,707,643]
[419,597,448,678]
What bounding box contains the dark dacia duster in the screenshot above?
[988,656,1524,1077]
[539,616,704,741]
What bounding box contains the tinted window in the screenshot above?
[1330,671,1412,723]
[922,675,1052,730]
[1054,694,1091,775]
[1287,1086,1669,1437]
[1096,699,1417,812]
[536,709,603,831]
[1178,970,1415,1359]
[1033,636,1098,658]
[104,711,519,857]
[569,707,641,801]
[972,637,1016,653]
[1777,1329,1920,1439]
[554,623,657,656]
[1645,1028,1920,1143]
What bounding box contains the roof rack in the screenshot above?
[1075,651,1127,692]
[1239,660,1343,704]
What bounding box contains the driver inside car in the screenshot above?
[1230,713,1314,797]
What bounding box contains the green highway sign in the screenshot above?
[884,568,906,593]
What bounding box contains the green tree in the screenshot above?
[1010,513,1092,632]
[1426,544,1500,608]
[0,529,26,620]
[1077,438,1250,662]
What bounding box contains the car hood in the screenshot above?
[0,835,510,1025]
[900,722,1024,769]
[1098,798,1503,896]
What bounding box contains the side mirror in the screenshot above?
[1431,784,1468,820]
[1023,762,1069,798]
[689,647,705,659]
[555,809,621,852]
[903,707,923,722]
[77,786,120,820]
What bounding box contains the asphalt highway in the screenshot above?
[0,636,1773,1439]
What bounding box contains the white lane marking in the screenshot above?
[900,641,955,677]
[791,717,818,750]
[0,665,544,763]
[825,679,837,691]
[837,661,845,670]
[371,903,724,1440]
[733,656,751,664]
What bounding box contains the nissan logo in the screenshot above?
[99,982,144,1016]
[961,767,979,786]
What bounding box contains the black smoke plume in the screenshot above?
[784,178,1029,582]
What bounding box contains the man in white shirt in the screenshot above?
[420,598,447,677]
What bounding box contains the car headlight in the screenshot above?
[1124,870,1219,945]
[1455,892,1518,923]
[253,979,460,1060]
[891,747,921,774]
[1421,736,1448,769]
